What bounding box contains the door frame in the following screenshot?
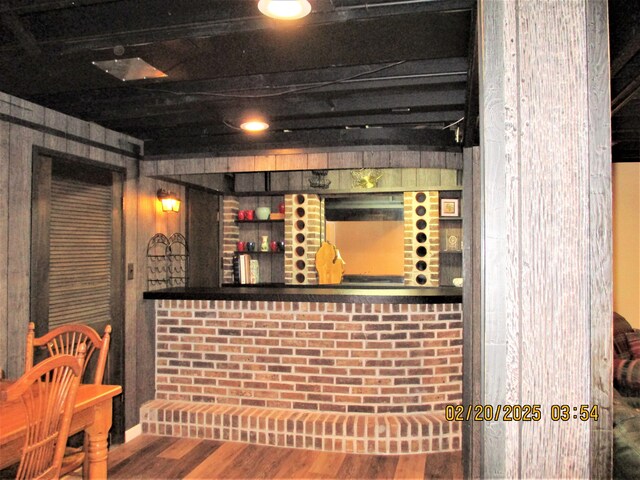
[30,146,126,442]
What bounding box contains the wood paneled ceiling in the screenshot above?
[0,0,636,161]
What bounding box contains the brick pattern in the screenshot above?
[150,300,462,454]
[155,301,462,412]
[284,194,321,285]
[141,400,461,455]
[403,192,440,286]
[222,196,239,284]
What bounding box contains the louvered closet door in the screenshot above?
[49,176,112,329]
[31,154,125,443]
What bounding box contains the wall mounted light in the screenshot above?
[157,189,181,212]
[257,0,312,20]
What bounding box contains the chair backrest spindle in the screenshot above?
[25,322,111,385]
[1,345,85,480]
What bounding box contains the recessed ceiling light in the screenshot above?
[240,119,270,132]
[258,0,312,20]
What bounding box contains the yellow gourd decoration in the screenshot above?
[315,241,346,284]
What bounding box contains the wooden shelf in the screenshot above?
[235,219,284,224]
[439,217,462,221]
[440,250,462,254]
[234,251,284,254]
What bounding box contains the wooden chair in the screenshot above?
[25,322,111,385]
[0,346,85,480]
[24,322,111,477]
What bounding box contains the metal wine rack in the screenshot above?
[146,232,189,289]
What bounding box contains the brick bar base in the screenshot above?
[141,400,460,454]
[148,299,463,454]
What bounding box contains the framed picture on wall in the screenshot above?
[440,198,460,217]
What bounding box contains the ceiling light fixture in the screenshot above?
[240,119,270,132]
[257,0,312,20]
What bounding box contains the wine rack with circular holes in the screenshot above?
[285,193,321,285]
[403,191,440,286]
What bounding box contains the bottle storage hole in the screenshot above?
[415,205,426,216]
[416,219,427,230]
[416,246,427,257]
[416,274,427,285]
[295,233,305,243]
[295,220,305,231]
[415,192,426,203]
[296,194,305,205]
[295,246,305,257]
[296,273,306,283]
[416,232,427,243]
[416,260,427,271]
[296,260,306,270]
[296,207,306,218]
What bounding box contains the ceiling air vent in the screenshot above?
[92,57,167,81]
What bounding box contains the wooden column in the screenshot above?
[477,1,612,478]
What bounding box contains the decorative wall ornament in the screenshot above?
[309,170,331,189]
[351,168,383,188]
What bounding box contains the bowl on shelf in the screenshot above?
[256,207,271,220]
[452,277,463,287]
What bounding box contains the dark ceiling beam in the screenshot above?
[611,71,640,115]
[0,0,474,55]
[93,89,467,130]
[611,33,640,77]
[609,0,640,76]
[126,110,465,140]
[0,8,41,56]
[0,0,117,14]
[31,57,468,108]
[144,125,459,157]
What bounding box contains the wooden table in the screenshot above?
[0,383,122,479]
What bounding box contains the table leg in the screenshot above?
[84,399,113,480]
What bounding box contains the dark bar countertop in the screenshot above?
[143,285,462,304]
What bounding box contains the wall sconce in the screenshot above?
[157,189,181,212]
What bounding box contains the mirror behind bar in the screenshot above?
[324,193,405,284]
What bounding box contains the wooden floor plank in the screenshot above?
[271,448,321,479]
[216,443,296,479]
[153,441,224,479]
[305,451,348,479]
[105,436,462,480]
[423,451,463,480]
[158,438,204,460]
[109,435,179,477]
[183,441,249,479]
[107,434,161,467]
[395,454,428,480]
[335,453,399,480]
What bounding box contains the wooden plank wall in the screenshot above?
[478,1,612,478]
[140,150,463,179]
[0,91,185,430]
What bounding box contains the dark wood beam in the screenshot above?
[30,57,468,108]
[609,0,640,76]
[611,70,640,115]
[87,88,467,129]
[0,9,41,55]
[144,126,458,157]
[0,0,474,55]
[0,0,116,14]
[127,110,465,140]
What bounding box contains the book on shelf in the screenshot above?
[233,253,260,284]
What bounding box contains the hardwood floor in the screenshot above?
[98,435,462,480]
